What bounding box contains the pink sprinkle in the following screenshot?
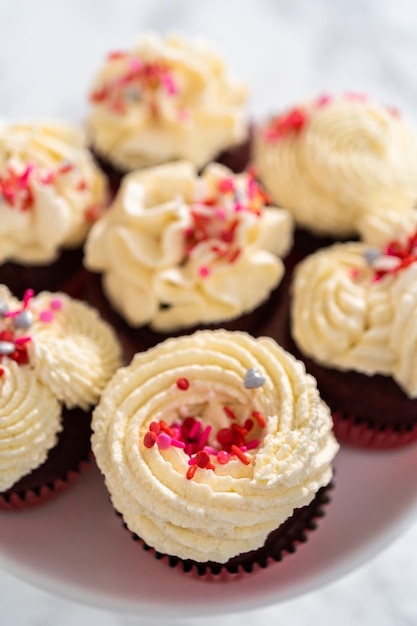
[41,172,55,185]
[244,439,260,450]
[234,202,244,212]
[162,74,177,95]
[188,420,201,439]
[203,446,218,455]
[22,289,34,308]
[14,336,31,345]
[350,268,360,279]
[198,425,211,449]
[215,208,226,220]
[316,94,332,107]
[156,433,172,449]
[49,298,63,311]
[188,457,197,465]
[217,450,230,465]
[171,438,185,449]
[198,266,211,278]
[130,57,142,72]
[20,163,35,185]
[39,310,54,323]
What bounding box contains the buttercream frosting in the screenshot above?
[87,32,248,170]
[254,93,417,244]
[91,330,338,563]
[0,120,108,264]
[0,285,122,491]
[291,232,417,397]
[85,161,293,331]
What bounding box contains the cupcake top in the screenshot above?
[254,93,417,244]
[0,121,108,265]
[85,161,293,331]
[87,32,248,171]
[291,230,417,397]
[92,330,338,563]
[0,285,122,491]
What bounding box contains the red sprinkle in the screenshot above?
[186,465,197,480]
[195,451,211,468]
[176,377,190,391]
[231,444,251,465]
[149,421,161,434]
[252,411,266,428]
[143,431,157,448]
[223,406,237,420]
[0,367,4,377]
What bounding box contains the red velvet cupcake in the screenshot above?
[83,161,293,353]
[91,330,338,579]
[279,234,417,449]
[0,120,108,299]
[0,285,122,510]
[87,32,250,192]
[254,93,417,272]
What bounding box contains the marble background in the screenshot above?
[1,0,417,624]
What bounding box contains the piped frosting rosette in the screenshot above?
[291,231,417,397]
[0,285,122,491]
[254,94,417,244]
[85,161,293,331]
[0,120,108,264]
[92,330,338,563]
[87,32,248,170]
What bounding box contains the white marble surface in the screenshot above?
[1,0,417,624]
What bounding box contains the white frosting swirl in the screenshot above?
[291,241,417,396]
[29,292,123,410]
[254,95,417,244]
[87,32,248,170]
[85,161,293,331]
[0,285,122,490]
[0,120,108,264]
[92,330,338,563]
[0,360,61,491]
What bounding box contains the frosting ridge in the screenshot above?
[92,330,338,563]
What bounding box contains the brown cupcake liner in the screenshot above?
[119,481,333,581]
[332,410,417,449]
[0,457,91,512]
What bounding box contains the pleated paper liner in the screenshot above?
[0,407,92,512]
[332,410,417,450]
[119,481,333,582]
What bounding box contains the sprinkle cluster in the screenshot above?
[361,229,417,281]
[184,170,270,278]
[0,160,96,218]
[263,92,400,143]
[142,371,266,480]
[90,51,178,117]
[0,289,34,375]
[0,289,63,377]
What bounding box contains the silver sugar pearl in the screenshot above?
[243,367,266,389]
[13,309,33,329]
[0,341,15,356]
[363,248,381,266]
[0,299,9,317]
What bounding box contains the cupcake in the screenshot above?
[0,284,122,510]
[0,120,108,298]
[87,32,249,189]
[254,93,417,268]
[91,330,339,579]
[284,231,417,448]
[84,161,293,350]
